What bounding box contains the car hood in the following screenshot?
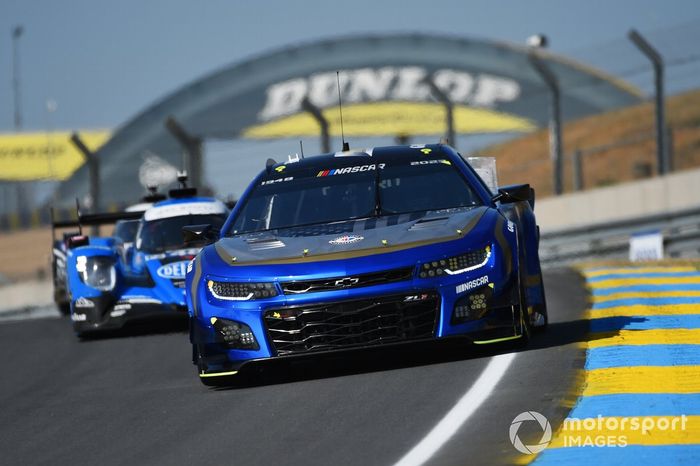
[214,206,488,266]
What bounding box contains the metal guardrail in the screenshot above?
[539,206,700,267]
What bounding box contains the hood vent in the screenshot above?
[246,237,286,251]
[408,217,449,231]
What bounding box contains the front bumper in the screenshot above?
[71,294,187,333]
[191,268,521,376]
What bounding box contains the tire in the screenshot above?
[516,275,532,346]
[57,301,71,316]
[532,269,549,332]
[515,251,532,346]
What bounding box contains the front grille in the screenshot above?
[264,293,439,356]
[281,267,414,295]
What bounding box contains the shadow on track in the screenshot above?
[209,340,493,390]
[77,317,188,341]
[206,314,637,390]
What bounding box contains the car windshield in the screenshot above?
[136,214,226,253]
[229,159,482,235]
[113,220,140,243]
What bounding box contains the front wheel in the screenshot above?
[532,269,548,331]
[515,258,532,346]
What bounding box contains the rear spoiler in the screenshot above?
[50,199,144,243]
[52,210,143,228]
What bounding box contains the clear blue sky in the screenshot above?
[1,0,699,133]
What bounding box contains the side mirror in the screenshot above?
[492,184,533,205]
[182,224,219,245]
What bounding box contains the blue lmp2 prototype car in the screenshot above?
[62,193,228,336]
[184,144,547,384]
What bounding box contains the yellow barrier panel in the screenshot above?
[0,130,110,181]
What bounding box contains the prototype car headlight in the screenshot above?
[207,280,278,301]
[76,255,116,291]
[418,246,491,278]
[210,317,259,350]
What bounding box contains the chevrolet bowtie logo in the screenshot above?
[334,277,360,287]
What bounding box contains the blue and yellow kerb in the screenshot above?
[534,265,700,465]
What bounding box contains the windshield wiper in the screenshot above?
[233,216,373,236]
[374,166,382,217]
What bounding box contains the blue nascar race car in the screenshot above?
[60,190,228,337]
[185,144,547,385]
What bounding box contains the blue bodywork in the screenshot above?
[186,144,547,380]
[65,197,228,335]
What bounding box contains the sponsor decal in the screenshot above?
[329,235,364,245]
[456,275,489,294]
[317,163,385,177]
[410,159,451,166]
[274,165,286,172]
[186,260,194,273]
[261,176,294,186]
[75,297,95,308]
[404,294,430,302]
[507,221,515,233]
[420,148,432,154]
[113,303,132,311]
[110,309,127,317]
[76,255,87,273]
[71,313,87,322]
[156,260,189,279]
[257,67,521,122]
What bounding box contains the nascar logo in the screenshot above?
[156,260,189,279]
[317,163,385,177]
[456,275,489,294]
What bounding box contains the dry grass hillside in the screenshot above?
[481,88,700,197]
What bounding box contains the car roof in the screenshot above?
[144,197,227,222]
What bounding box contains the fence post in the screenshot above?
[573,149,584,191]
[628,29,668,175]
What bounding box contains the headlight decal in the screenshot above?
[207,280,278,301]
[419,246,491,278]
[443,246,491,275]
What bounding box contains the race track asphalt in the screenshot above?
[0,269,588,466]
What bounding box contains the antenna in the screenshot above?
[336,71,349,151]
[299,140,305,159]
[75,198,83,236]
